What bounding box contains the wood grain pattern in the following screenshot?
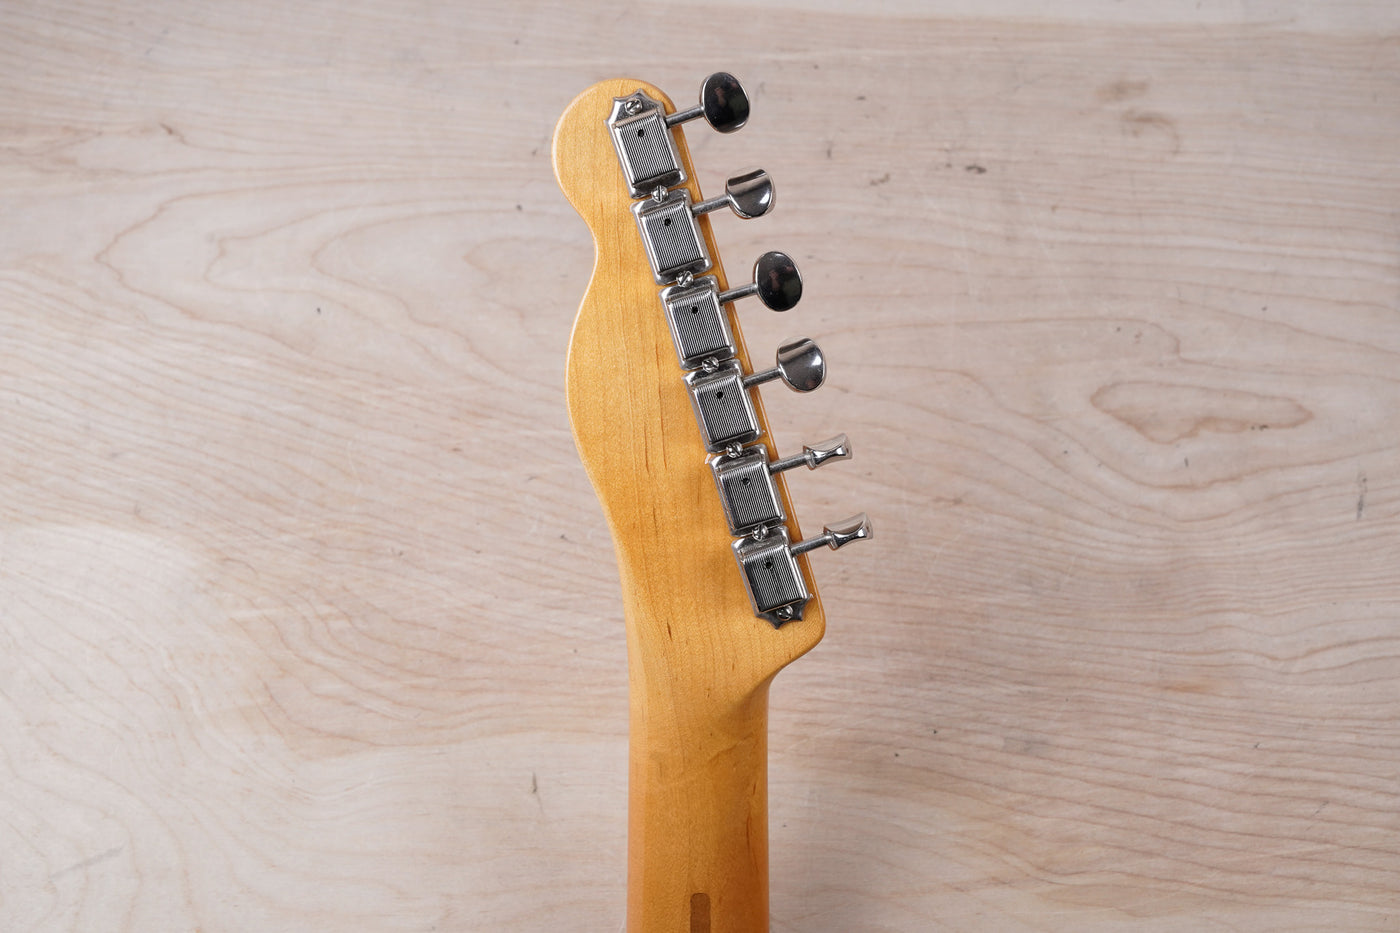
[554,78,825,932]
[2,1,1398,931]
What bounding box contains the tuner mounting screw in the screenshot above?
[725,443,744,459]
[625,97,643,115]
[651,185,669,203]
[774,605,794,622]
[676,270,694,288]
[751,524,770,541]
[701,357,719,374]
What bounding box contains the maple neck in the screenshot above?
[554,75,865,932]
[627,650,771,931]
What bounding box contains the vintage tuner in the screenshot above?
[632,171,775,284]
[734,515,873,626]
[686,337,825,451]
[661,251,802,370]
[606,73,750,198]
[711,435,851,536]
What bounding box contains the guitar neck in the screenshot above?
[628,652,771,931]
[553,74,869,932]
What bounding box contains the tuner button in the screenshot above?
[754,251,802,310]
[717,251,803,311]
[725,169,774,218]
[732,514,874,626]
[693,169,775,220]
[790,513,874,556]
[702,72,750,132]
[665,72,751,133]
[742,337,825,393]
[776,337,825,392]
[768,434,851,474]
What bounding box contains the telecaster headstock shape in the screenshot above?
[555,72,873,930]
[603,72,872,626]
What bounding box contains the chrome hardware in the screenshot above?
[693,169,774,220]
[633,188,711,284]
[710,435,852,536]
[685,360,762,452]
[665,72,750,133]
[687,340,824,451]
[733,527,808,626]
[719,251,802,312]
[742,337,825,392]
[633,174,776,283]
[660,253,801,370]
[607,91,686,198]
[791,513,873,556]
[768,434,851,473]
[661,276,736,369]
[712,445,786,534]
[603,72,871,627]
[733,515,873,626]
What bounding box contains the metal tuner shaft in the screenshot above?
[733,514,874,626]
[661,251,802,370]
[711,435,852,536]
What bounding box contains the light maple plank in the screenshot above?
[1,1,1398,931]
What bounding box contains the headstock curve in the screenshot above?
[553,78,826,697]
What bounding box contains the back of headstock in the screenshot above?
[552,74,870,931]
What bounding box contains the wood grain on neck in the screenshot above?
[553,79,825,932]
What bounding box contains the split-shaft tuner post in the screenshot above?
[606,72,871,625]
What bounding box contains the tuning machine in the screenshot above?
[734,514,873,626]
[633,171,776,284]
[607,73,751,198]
[661,251,802,370]
[711,435,850,536]
[686,338,825,451]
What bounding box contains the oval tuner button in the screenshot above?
[693,169,774,220]
[742,337,825,393]
[665,72,750,133]
[717,251,803,312]
[700,72,750,132]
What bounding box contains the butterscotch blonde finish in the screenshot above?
[553,81,825,932]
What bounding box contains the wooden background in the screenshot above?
[3,1,1398,930]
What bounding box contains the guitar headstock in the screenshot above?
[553,75,869,697]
